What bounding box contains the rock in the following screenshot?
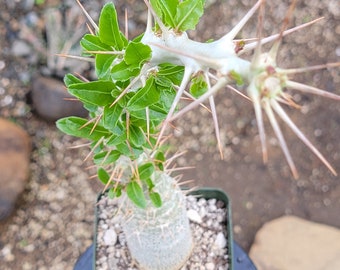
[11,40,32,57]
[0,119,31,220]
[205,262,215,270]
[30,76,88,122]
[187,209,202,224]
[249,215,340,270]
[214,232,227,249]
[1,244,15,262]
[103,229,117,246]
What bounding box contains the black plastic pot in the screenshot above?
[74,188,257,270]
[188,188,234,270]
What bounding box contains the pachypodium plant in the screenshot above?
[57,0,340,269]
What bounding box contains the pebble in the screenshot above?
[0,118,31,220]
[1,244,15,262]
[199,206,207,218]
[214,232,227,249]
[11,40,31,57]
[30,76,88,122]
[103,229,117,246]
[0,60,5,70]
[187,209,202,224]
[205,262,215,270]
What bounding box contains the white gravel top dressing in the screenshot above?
[96,195,230,270]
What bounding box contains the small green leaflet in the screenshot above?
[97,167,110,185]
[83,103,98,113]
[155,151,165,170]
[68,81,116,106]
[64,74,83,88]
[157,64,184,85]
[138,163,155,180]
[175,0,205,32]
[103,104,123,131]
[80,34,112,52]
[229,70,244,86]
[126,181,147,209]
[149,191,162,208]
[108,188,116,199]
[98,2,127,50]
[150,0,205,32]
[127,77,160,111]
[190,74,208,98]
[124,41,152,69]
[128,124,146,147]
[106,129,126,146]
[150,0,178,28]
[111,61,140,81]
[108,186,122,199]
[96,54,116,80]
[56,117,110,141]
[115,141,143,158]
[144,178,155,190]
[130,108,166,123]
[94,150,121,165]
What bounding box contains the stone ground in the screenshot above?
[0,0,339,269]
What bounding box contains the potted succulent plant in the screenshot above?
[57,0,339,269]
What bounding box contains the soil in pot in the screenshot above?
[95,189,232,270]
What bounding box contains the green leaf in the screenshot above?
[56,117,110,141]
[150,0,178,28]
[190,73,208,98]
[80,34,112,52]
[155,87,176,112]
[98,3,127,50]
[110,89,131,107]
[127,77,160,111]
[108,186,122,199]
[68,81,116,106]
[229,70,244,86]
[138,163,155,180]
[124,41,152,69]
[144,178,155,190]
[175,0,205,31]
[149,191,162,208]
[128,125,146,147]
[64,74,83,87]
[111,60,140,81]
[155,151,165,170]
[116,142,133,156]
[157,64,184,85]
[96,54,117,79]
[126,181,147,208]
[103,104,123,131]
[97,167,110,185]
[108,188,116,199]
[83,103,98,113]
[107,130,127,147]
[94,150,121,165]
[130,108,166,123]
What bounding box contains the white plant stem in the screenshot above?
[121,173,193,270]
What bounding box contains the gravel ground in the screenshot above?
[0,0,339,269]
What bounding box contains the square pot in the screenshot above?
[93,187,234,270]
